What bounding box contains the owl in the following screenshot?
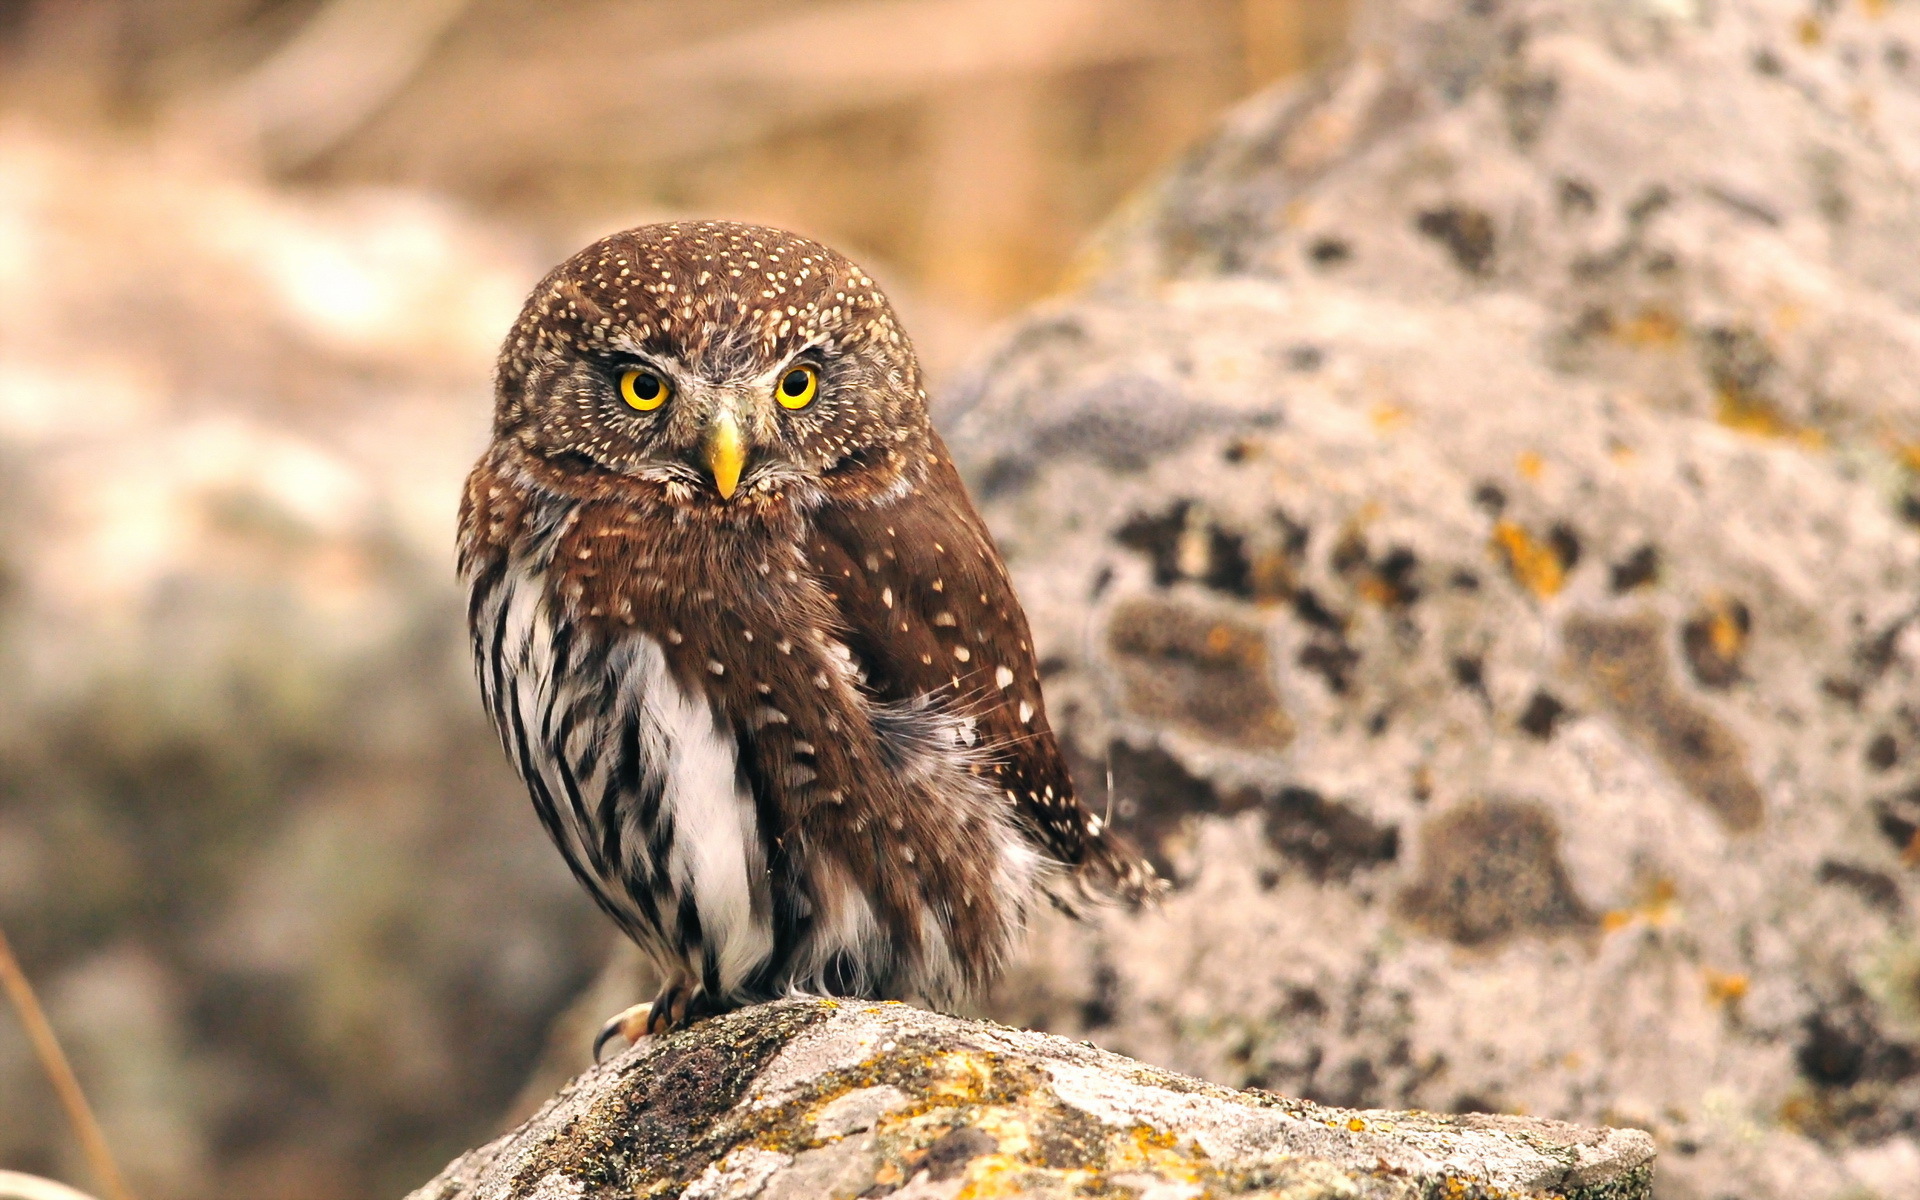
[458,221,1156,1049]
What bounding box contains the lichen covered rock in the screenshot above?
[938,2,1920,1198]
[407,999,1654,1199]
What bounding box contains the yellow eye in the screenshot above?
[620,368,669,411]
[776,365,818,410]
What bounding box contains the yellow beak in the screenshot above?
[704,412,747,500]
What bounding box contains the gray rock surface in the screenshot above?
[407,999,1654,1200]
[942,2,1920,1198]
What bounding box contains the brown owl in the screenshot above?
[457,221,1156,1050]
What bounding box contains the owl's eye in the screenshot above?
[620,368,669,412]
[776,365,819,410]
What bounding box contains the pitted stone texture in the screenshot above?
[943,2,1920,1199]
[406,1000,1653,1199]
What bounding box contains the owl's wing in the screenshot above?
[810,434,1157,903]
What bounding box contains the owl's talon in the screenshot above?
[592,1002,655,1064]
[648,977,697,1035]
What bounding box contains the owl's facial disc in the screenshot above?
[593,355,826,502]
[499,223,932,506]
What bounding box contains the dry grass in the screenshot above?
[0,926,132,1200]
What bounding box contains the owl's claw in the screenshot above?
[591,1002,654,1064]
[647,976,697,1034]
[591,977,709,1061]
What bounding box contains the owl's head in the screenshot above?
[495,221,929,509]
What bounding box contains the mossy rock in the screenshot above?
[407,999,1653,1199]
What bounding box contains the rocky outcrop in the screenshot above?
[943,2,1920,1198]
[408,999,1654,1200]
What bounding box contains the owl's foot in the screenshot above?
[590,977,711,1061]
[591,1001,655,1063]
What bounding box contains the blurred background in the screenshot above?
[2,0,1352,370]
[0,2,1353,1196]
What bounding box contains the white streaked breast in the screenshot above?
[478,547,774,996]
[625,634,774,994]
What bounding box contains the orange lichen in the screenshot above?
[1491,521,1566,597]
[926,1052,996,1101]
[1714,388,1825,447]
[969,1108,1032,1158]
[1603,878,1679,934]
[1116,1125,1207,1187]
[956,1154,1091,1200]
[1516,451,1544,481]
[1370,403,1409,432]
[1703,969,1749,1006]
[1616,307,1683,347]
[1696,593,1749,665]
[1439,1177,1480,1200]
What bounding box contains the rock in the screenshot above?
[406,999,1654,1199]
[937,1,1920,1198]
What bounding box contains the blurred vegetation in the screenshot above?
[0,0,1350,357]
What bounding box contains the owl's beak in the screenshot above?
[703,411,747,500]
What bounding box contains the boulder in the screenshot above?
[938,1,1920,1198]
[407,999,1654,1200]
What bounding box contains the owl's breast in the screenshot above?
[466,543,775,997]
